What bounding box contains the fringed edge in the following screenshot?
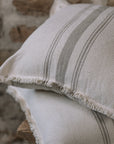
[2,76,114,120]
[7,86,43,144]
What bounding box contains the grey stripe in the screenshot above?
[99,114,111,144]
[56,6,107,84]
[72,10,114,90]
[43,5,93,82]
[92,111,107,144]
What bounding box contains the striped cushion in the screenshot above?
[7,86,114,144]
[0,4,114,119]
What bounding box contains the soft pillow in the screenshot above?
[7,86,114,144]
[0,4,114,119]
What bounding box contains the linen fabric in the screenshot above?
[7,86,114,144]
[0,4,114,119]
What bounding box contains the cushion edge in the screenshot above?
[6,86,43,144]
[2,76,114,120]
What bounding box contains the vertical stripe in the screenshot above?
[92,111,107,144]
[98,114,111,144]
[71,10,114,90]
[43,5,93,82]
[56,6,107,84]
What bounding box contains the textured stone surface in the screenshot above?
[17,120,35,144]
[9,25,37,42]
[0,85,29,144]
[0,16,3,38]
[68,0,81,3]
[0,50,16,66]
[13,0,53,16]
[108,0,114,6]
[0,0,47,50]
[12,0,86,16]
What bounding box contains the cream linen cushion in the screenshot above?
[7,86,114,144]
[0,4,114,119]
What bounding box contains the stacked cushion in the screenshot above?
[0,4,114,118]
[7,86,114,144]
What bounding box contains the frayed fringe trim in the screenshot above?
[2,76,114,120]
[7,86,43,144]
